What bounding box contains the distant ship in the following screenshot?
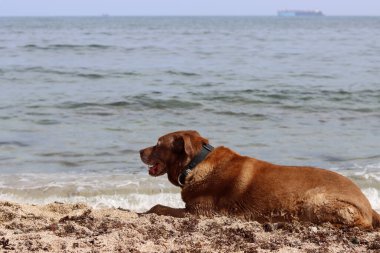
[277,10,324,17]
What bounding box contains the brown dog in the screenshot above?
[140,130,380,229]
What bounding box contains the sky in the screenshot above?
[0,0,379,16]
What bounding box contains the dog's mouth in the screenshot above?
[148,162,166,177]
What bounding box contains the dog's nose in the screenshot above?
[139,149,144,157]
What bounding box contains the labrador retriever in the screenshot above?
[140,130,380,229]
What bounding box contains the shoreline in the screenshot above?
[1,201,380,252]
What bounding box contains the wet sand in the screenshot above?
[0,201,379,252]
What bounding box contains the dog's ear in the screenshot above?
[183,135,194,157]
[172,135,194,156]
[172,136,184,153]
[173,133,208,157]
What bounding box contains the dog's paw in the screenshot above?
[146,204,166,215]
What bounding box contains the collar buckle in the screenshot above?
[177,144,214,186]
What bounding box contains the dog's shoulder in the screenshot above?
[182,146,259,198]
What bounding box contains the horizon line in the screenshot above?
[1,14,380,17]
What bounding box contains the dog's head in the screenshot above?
[140,130,208,186]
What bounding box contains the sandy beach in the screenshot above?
[0,201,379,252]
[1,16,380,252]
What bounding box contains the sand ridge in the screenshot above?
[0,201,379,252]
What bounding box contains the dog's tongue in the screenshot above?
[149,164,159,176]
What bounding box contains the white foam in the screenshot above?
[362,188,380,212]
[0,172,185,212]
[0,192,185,212]
[334,163,380,212]
[351,163,380,181]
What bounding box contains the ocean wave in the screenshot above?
[0,173,177,192]
[134,97,202,110]
[0,183,179,197]
[213,110,268,120]
[335,163,380,211]
[0,193,184,212]
[21,44,171,54]
[0,173,183,211]
[58,95,202,111]
[327,165,378,182]
[0,141,29,147]
[203,94,265,105]
[124,45,172,53]
[76,73,105,79]
[213,88,380,98]
[34,119,61,125]
[290,73,337,79]
[38,152,87,158]
[362,188,380,211]
[197,88,380,115]
[166,70,200,77]
[10,67,140,79]
[22,44,113,50]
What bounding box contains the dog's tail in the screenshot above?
[372,209,380,229]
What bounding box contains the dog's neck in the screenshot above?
[177,144,214,187]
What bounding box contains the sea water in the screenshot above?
[0,16,379,211]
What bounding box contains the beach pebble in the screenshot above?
[263,223,273,232]
[351,237,360,244]
[310,226,318,233]
[13,229,22,235]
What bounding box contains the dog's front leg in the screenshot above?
[145,204,187,218]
